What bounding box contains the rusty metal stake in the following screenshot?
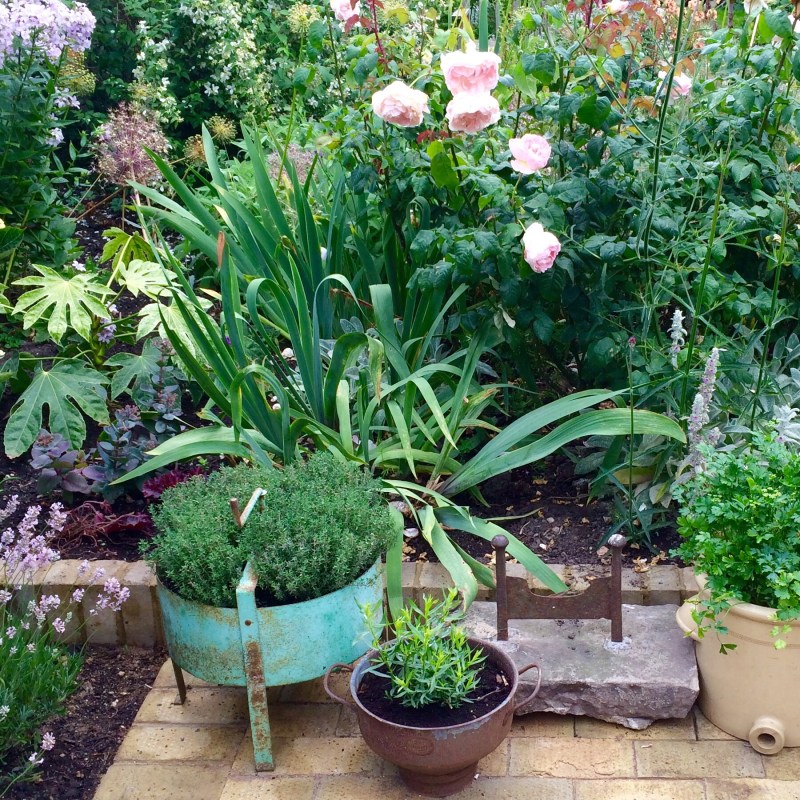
[608,533,626,643]
[492,535,509,641]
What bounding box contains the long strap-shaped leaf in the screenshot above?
[442,407,686,496]
[420,505,478,608]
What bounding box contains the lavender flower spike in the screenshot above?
[698,347,720,409]
[668,308,687,368]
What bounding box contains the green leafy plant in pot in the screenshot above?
[143,452,400,770]
[323,590,541,796]
[674,432,800,754]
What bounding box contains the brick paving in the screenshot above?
[92,660,800,800]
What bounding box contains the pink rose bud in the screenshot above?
[522,223,561,273]
[445,92,501,133]
[509,134,551,174]
[330,0,360,24]
[371,81,430,127]
[440,48,502,95]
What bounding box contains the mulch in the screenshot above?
[4,646,165,800]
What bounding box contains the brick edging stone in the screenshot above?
[12,559,698,649]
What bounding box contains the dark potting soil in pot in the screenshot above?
[357,659,513,728]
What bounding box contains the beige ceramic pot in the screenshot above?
[676,575,800,754]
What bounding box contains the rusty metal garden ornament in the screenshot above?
[492,533,627,642]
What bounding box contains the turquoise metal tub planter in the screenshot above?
[157,558,383,771]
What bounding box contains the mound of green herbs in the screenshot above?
[675,434,800,627]
[146,453,397,607]
[364,590,487,710]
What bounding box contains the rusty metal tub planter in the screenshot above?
[324,638,541,797]
[157,559,383,771]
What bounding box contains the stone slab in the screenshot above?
[465,602,698,729]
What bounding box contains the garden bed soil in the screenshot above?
[5,646,165,800]
[356,657,512,728]
[0,425,682,567]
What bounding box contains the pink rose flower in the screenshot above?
[671,73,692,97]
[522,223,561,273]
[445,92,500,133]
[440,49,502,95]
[509,134,551,174]
[330,0,360,24]
[658,70,692,98]
[372,81,430,127]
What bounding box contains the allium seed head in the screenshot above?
[207,115,237,143]
[183,134,207,166]
[287,2,321,34]
[94,102,169,187]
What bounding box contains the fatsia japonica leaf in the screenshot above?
[101,227,155,272]
[12,266,112,342]
[4,360,109,457]
[115,259,177,299]
[105,339,163,400]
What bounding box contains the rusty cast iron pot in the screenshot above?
[324,637,541,797]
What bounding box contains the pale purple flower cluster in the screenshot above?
[0,499,61,584]
[680,348,722,475]
[94,577,130,612]
[27,593,62,625]
[53,87,79,108]
[45,126,63,147]
[0,0,96,63]
[96,318,116,344]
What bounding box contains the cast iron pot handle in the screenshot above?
[514,663,542,712]
[323,663,355,705]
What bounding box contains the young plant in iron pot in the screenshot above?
[324,589,541,797]
[674,432,800,754]
[143,452,400,770]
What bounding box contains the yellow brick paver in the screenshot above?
[762,747,800,780]
[694,707,737,740]
[575,715,696,740]
[705,779,800,799]
[93,661,800,800]
[510,737,636,778]
[135,688,249,726]
[574,778,706,799]
[115,723,245,763]
[93,764,229,800]
[509,712,575,737]
[634,740,765,779]
[218,776,316,800]
[231,733,383,777]
[311,776,415,800]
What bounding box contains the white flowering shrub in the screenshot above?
[0,496,129,795]
[132,0,270,129]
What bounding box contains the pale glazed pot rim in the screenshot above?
[693,573,800,626]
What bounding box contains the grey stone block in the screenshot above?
[465,601,698,730]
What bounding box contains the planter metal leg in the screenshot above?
[171,652,187,705]
[237,564,274,771]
